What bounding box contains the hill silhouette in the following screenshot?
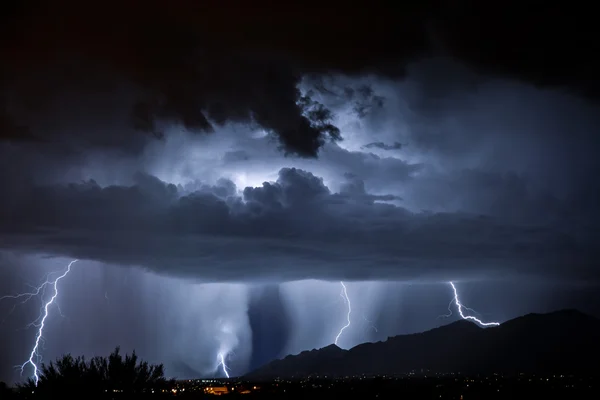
[246,310,600,379]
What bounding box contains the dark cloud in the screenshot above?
[362,142,403,151]
[1,1,598,157]
[0,56,596,285]
[407,170,565,223]
[302,81,387,119]
[0,168,596,283]
[0,109,32,142]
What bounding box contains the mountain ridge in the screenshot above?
[246,309,600,380]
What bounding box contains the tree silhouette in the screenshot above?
[1,381,15,398]
[18,347,171,397]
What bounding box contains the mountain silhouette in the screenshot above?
[246,310,600,379]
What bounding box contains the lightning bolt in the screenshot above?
[362,315,378,333]
[437,298,455,319]
[448,281,500,327]
[0,273,58,319]
[438,296,481,320]
[334,281,351,345]
[13,259,78,385]
[217,352,230,378]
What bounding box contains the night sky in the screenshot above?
[1,0,599,385]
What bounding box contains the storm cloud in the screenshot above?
[1,1,600,387]
[1,51,599,283]
[0,165,596,282]
[1,1,598,158]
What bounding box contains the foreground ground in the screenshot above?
[171,374,598,399]
[7,374,599,399]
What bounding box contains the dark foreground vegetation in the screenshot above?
[2,347,173,399]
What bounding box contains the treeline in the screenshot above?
[7,347,174,398]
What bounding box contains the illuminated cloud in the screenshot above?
[0,163,595,283]
[1,65,598,284]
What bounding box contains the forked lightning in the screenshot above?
[2,260,80,386]
[448,281,500,327]
[334,281,352,345]
[217,352,230,378]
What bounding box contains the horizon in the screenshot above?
[2,307,595,386]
